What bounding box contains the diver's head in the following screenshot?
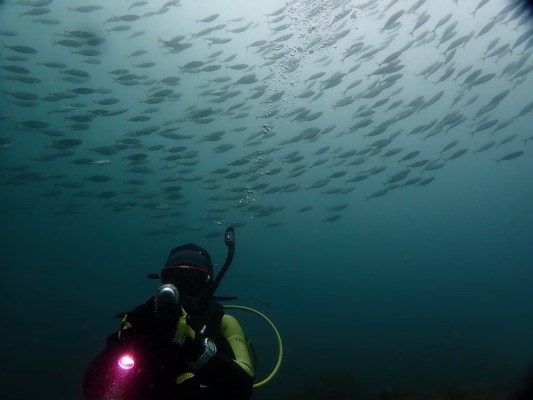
[160,243,213,308]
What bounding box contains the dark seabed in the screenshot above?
[1,0,533,399]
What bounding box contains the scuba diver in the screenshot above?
[83,228,256,400]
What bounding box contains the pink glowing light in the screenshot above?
[118,354,135,370]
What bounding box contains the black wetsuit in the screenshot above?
[83,298,253,400]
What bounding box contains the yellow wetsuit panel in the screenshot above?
[221,314,255,378]
[118,315,132,339]
[173,308,196,345]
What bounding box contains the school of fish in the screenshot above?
[1,0,532,238]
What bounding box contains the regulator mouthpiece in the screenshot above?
[155,284,179,316]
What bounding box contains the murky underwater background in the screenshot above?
[1,0,533,399]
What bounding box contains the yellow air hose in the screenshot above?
[223,305,283,388]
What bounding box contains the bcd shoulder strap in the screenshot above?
[189,301,235,358]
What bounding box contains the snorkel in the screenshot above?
[206,226,235,298]
[193,226,235,310]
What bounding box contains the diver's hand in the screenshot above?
[180,336,205,362]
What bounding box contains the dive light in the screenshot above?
[118,354,135,370]
[155,283,180,317]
